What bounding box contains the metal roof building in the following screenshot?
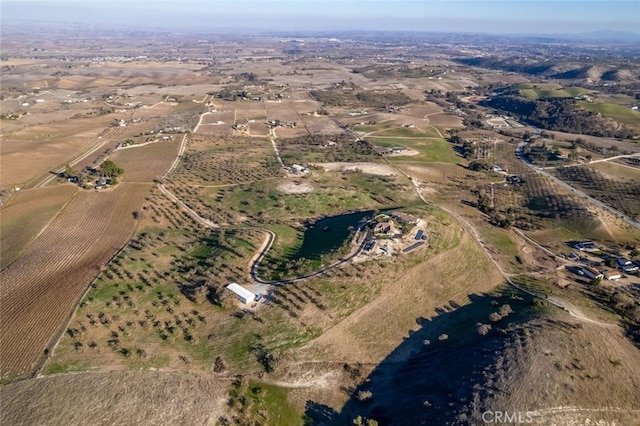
[226,283,256,304]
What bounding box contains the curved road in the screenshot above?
[250,225,369,286]
[157,103,368,287]
[385,156,615,328]
[159,98,619,326]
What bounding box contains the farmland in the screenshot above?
[44,188,267,373]
[0,183,151,380]
[170,135,282,186]
[0,185,77,269]
[554,165,640,220]
[1,26,640,426]
[108,139,182,183]
[0,116,116,188]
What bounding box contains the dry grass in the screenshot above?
[304,217,500,364]
[482,318,640,425]
[427,113,464,128]
[591,160,640,182]
[403,104,444,118]
[234,108,267,123]
[301,115,342,134]
[314,162,399,176]
[0,371,229,426]
[0,116,114,187]
[108,139,181,182]
[201,110,235,125]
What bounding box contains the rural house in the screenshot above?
[391,211,418,225]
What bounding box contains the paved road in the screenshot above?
[516,142,640,229]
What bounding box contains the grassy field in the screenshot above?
[519,83,591,99]
[365,126,443,139]
[477,226,521,272]
[179,170,419,226]
[369,137,459,163]
[579,101,640,126]
[591,161,640,182]
[226,379,303,425]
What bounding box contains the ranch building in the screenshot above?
[226,283,256,304]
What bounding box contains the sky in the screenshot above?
[1,0,639,34]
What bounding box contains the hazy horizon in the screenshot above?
[1,0,639,35]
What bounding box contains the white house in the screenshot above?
[291,164,309,174]
[226,283,256,304]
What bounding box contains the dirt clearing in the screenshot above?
[278,181,315,194]
[314,162,398,176]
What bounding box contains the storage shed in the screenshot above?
[226,283,256,304]
[581,266,603,280]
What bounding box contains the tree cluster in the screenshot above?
[100,160,124,177]
[483,95,634,139]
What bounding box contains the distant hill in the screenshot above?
[455,57,639,84]
[561,30,640,43]
[482,94,636,138]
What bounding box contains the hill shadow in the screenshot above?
[304,287,541,425]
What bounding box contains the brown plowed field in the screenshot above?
[0,185,78,270]
[108,139,181,182]
[0,183,151,379]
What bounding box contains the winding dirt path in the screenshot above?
[387,161,616,328]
